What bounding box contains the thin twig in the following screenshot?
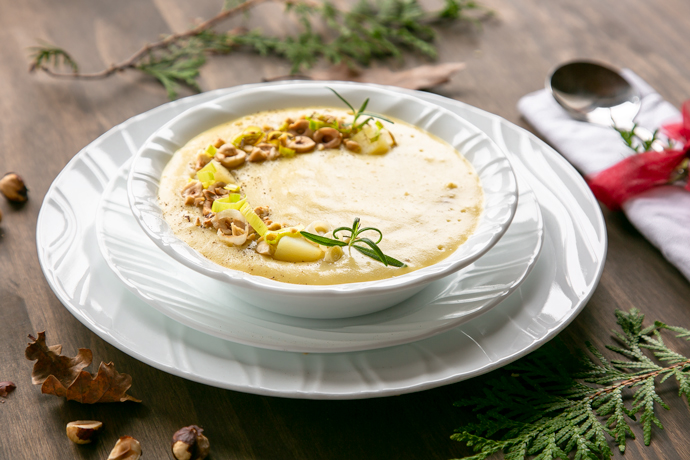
[588,358,690,400]
[33,0,308,79]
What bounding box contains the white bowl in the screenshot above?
[127,82,518,319]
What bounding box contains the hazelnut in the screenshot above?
[172,425,210,460]
[66,420,103,444]
[107,436,142,460]
[0,173,28,202]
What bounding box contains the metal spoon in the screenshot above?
[546,60,662,150]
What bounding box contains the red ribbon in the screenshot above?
[587,101,690,211]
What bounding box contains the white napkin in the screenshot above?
[518,70,690,281]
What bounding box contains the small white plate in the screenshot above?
[127,83,519,318]
[97,159,542,353]
[36,84,606,399]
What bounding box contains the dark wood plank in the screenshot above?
[1,0,690,459]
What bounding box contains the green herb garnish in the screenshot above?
[327,88,394,132]
[301,218,406,267]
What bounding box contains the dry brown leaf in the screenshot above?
[0,381,16,402]
[25,332,140,403]
[307,62,466,90]
[25,331,92,385]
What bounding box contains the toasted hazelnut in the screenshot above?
[172,425,210,460]
[108,436,142,460]
[345,140,361,153]
[0,173,28,202]
[66,420,103,444]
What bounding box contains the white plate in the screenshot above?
[128,83,519,318]
[36,84,606,399]
[97,159,541,353]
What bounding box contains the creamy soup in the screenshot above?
[158,107,483,285]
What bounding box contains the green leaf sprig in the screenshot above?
[301,218,406,267]
[327,87,394,132]
[451,308,690,460]
[615,124,671,153]
[29,0,489,100]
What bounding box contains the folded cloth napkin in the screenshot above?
[518,70,690,281]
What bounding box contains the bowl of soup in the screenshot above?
[128,82,517,319]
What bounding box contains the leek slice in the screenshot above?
[239,202,268,236]
[224,184,240,192]
[278,145,296,158]
[214,193,242,204]
[196,161,216,188]
[211,198,246,213]
[266,131,283,144]
[306,117,327,131]
[196,161,216,187]
[205,144,217,157]
[264,227,302,245]
[210,160,237,185]
[232,126,264,147]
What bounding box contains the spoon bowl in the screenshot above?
[546,60,641,129]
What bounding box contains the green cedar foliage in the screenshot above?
[451,309,690,460]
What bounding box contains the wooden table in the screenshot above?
[2,0,690,458]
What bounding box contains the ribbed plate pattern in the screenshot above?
[36,84,606,399]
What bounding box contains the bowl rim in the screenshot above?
[127,81,518,297]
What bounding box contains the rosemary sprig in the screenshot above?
[28,0,489,99]
[327,87,394,132]
[300,218,406,267]
[451,308,690,460]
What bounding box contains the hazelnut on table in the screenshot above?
[0,173,28,202]
[107,436,142,460]
[172,425,210,460]
[66,420,103,444]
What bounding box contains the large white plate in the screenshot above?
[36,83,606,399]
[96,159,541,353]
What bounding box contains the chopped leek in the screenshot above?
[232,126,264,147]
[205,144,217,157]
[266,131,283,145]
[278,121,289,131]
[214,193,242,203]
[224,184,240,192]
[196,162,216,187]
[278,145,296,158]
[264,227,302,245]
[239,202,268,236]
[211,198,246,213]
[210,160,237,185]
[306,116,328,131]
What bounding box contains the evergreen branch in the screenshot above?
[29,0,286,80]
[28,0,488,99]
[28,43,78,73]
[452,309,690,459]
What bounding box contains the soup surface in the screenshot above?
[158,107,483,285]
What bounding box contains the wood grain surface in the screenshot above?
[1,0,690,458]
